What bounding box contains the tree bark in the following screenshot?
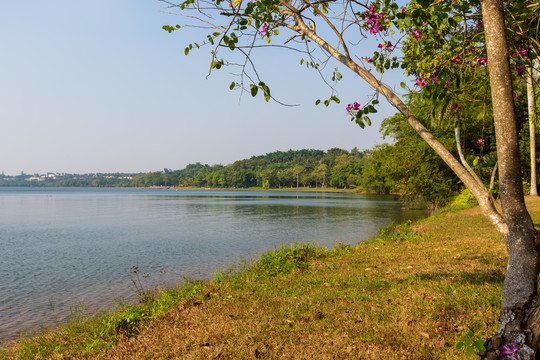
[490,161,498,192]
[481,0,540,358]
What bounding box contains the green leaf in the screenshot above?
[229,82,236,90]
[404,16,411,27]
[472,157,479,167]
[315,99,321,105]
[184,47,190,55]
[364,116,371,126]
[259,82,271,101]
[456,342,464,350]
[250,85,258,97]
[372,99,379,105]
[400,82,406,89]
[473,340,485,351]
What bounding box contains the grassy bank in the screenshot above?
[5,198,540,359]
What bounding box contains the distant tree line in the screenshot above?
[2,79,536,209]
[131,148,364,190]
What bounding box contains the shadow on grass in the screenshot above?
[416,270,505,285]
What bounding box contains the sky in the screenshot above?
[0,1,405,175]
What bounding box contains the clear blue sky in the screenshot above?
[0,1,404,175]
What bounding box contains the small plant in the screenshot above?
[449,189,479,211]
[130,266,158,304]
[369,220,419,245]
[255,243,324,277]
[456,330,486,357]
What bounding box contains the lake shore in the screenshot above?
[3,197,530,359]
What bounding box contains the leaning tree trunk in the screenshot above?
[528,66,538,196]
[481,0,540,358]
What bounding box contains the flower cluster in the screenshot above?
[477,138,485,145]
[377,42,393,52]
[472,57,488,65]
[415,77,429,87]
[415,73,450,89]
[364,4,387,35]
[361,57,373,63]
[412,29,422,39]
[346,102,361,116]
[501,342,520,359]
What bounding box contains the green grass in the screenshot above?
[4,198,537,359]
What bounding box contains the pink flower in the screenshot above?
[477,138,485,145]
[444,80,451,88]
[453,55,461,63]
[259,24,268,35]
[513,92,517,99]
[415,77,428,87]
[401,7,406,12]
[452,103,461,111]
[413,29,421,39]
[472,57,487,65]
[361,57,373,63]
[430,74,438,83]
[501,342,520,359]
[364,4,387,35]
[346,102,361,115]
[377,42,392,51]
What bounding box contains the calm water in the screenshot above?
[0,187,429,341]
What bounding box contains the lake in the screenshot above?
[0,187,429,342]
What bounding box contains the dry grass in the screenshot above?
[7,197,540,359]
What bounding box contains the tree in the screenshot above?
[291,165,304,189]
[527,65,538,195]
[312,163,328,188]
[161,0,540,356]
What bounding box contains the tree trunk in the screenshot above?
[528,66,537,196]
[490,161,498,192]
[481,0,540,358]
[454,112,485,188]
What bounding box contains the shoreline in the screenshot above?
[2,197,522,358]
